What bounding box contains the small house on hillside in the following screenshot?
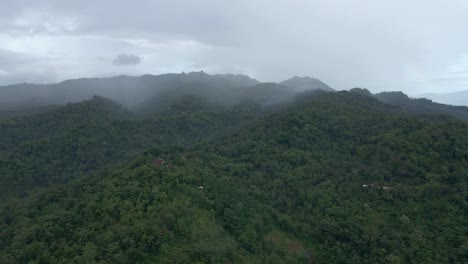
[153,158,165,166]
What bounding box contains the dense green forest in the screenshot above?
[0,95,264,197]
[0,90,466,263]
[351,88,468,122]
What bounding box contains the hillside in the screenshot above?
[280,76,334,92]
[137,82,303,114]
[0,92,466,263]
[0,72,339,117]
[375,91,468,122]
[3,72,468,123]
[0,95,264,197]
[349,88,468,122]
[0,72,260,110]
[0,96,134,153]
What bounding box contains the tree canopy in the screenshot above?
[0,91,467,263]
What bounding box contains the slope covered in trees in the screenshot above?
[350,88,468,122]
[374,91,468,122]
[1,92,466,263]
[0,95,264,198]
[0,72,260,109]
[280,76,334,92]
[2,72,467,123]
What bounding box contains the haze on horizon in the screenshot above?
[1,0,468,95]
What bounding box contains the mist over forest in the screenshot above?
[1,0,468,263]
[0,72,323,109]
[1,72,467,122]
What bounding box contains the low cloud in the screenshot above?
[112,53,142,66]
[1,0,468,93]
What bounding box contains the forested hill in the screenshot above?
[280,76,334,92]
[0,72,337,116]
[0,91,466,263]
[350,88,468,122]
[0,95,265,197]
[0,96,132,150]
[2,72,467,122]
[0,72,259,109]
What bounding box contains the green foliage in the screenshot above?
[0,92,467,263]
[373,91,468,122]
[0,96,262,197]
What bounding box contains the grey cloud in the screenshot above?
[1,0,468,93]
[112,54,142,66]
[0,49,35,68]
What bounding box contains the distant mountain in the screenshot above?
[140,82,288,112]
[375,91,468,122]
[280,76,334,92]
[349,88,468,122]
[0,73,337,115]
[134,76,263,113]
[4,71,467,123]
[240,83,296,106]
[0,72,260,110]
[420,90,468,106]
[117,74,335,114]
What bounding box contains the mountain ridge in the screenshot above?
[280,76,334,92]
[349,88,468,122]
[0,72,261,109]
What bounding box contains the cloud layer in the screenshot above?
[1,0,468,94]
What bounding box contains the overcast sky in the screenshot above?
[1,0,468,94]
